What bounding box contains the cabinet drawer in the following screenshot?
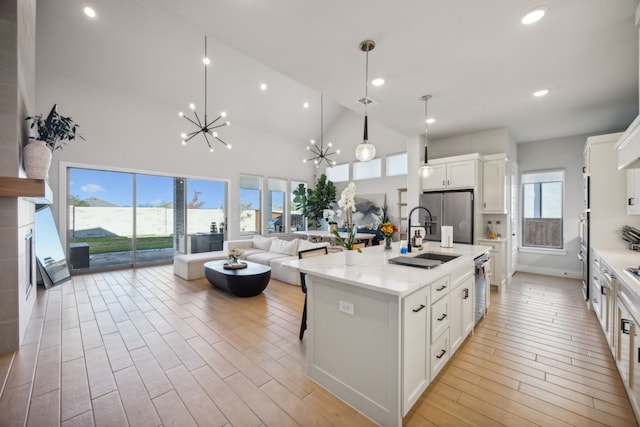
[430,328,449,379]
[430,275,450,302]
[431,296,450,342]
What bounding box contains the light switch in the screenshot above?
[339,300,354,316]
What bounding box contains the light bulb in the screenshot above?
[209,147,214,152]
[212,131,218,137]
[418,165,434,178]
[189,103,195,110]
[84,7,96,18]
[336,149,341,154]
[226,144,232,149]
[303,159,307,163]
[180,133,187,139]
[221,111,227,118]
[178,111,184,117]
[203,57,210,65]
[181,140,186,146]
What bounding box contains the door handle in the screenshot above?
[412,304,426,313]
[437,313,447,321]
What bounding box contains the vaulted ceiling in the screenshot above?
[37,0,639,145]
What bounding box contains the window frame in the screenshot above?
[520,169,565,252]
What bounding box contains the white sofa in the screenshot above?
[173,235,328,285]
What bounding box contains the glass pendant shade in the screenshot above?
[355,141,376,162]
[418,164,434,178]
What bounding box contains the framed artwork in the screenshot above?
[353,193,386,229]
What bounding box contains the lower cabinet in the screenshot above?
[450,272,474,354]
[401,264,476,415]
[615,284,640,415]
[402,287,429,414]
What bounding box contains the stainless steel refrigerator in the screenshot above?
[418,190,474,244]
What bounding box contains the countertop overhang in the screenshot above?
[285,241,491,297]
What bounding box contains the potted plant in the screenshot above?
[292,174,336,229]
[24,104,83,179]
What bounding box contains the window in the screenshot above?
[267,178,286,234]
[240,175,262,234]
[290,180,306,231]
[386,153,407,176]
[521,170,564,249]
[353,158,381,180]
[325,163,349,182]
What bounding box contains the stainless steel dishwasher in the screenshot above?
[474,253,490,324]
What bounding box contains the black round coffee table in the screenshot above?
[204,260,271,297]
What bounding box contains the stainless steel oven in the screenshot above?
[583,172,590,212]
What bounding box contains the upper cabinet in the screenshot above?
[627,169,640,215]
[481,159,507,214]
[422,159,476,191]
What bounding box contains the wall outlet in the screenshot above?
[339,300,354,316]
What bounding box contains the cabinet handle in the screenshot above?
[442,180,446,186]
[622,318,632,334]
[437,285,447,292]
[463,288,469,299]
[447,180,450,185]
[593,298,598,305]
[412,304,426,313]
[437,313,448,321]
[601,286,606,296]
[630,198,636,206]
[436,349,447,359]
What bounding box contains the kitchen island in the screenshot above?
[286,241,490,426]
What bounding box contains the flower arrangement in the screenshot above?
[337,182,357,227]
[228,247,244,264]
[331,226,362,252]
[380,222,396,238]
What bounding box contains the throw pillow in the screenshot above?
[253,236,276,250]
[269,238,299,256]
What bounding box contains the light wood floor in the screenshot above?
[0,267,636,426]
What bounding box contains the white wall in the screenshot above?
[430,128,511,158]
[37,71,316,242]
[516,135,586,278]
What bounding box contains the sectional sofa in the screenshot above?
[173,234,329,285]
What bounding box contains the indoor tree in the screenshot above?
[292,174,336,229]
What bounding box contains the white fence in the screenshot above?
[68,207,256,237]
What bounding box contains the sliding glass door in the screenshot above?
[68,167,226,271]
[68,168,134,269]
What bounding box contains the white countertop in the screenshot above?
[284,241,491,297]
[593,248,640,296]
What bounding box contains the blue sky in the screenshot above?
[69,168,226,208]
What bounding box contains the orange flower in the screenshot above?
[380,222,395,237]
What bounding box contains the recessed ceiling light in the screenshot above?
[260,83,267,90]
[521,6,547,25]
[426,118,436,124]
[533,89,549,97]
[372,78,385,86]
[84,6,96,18]
[303,102,309,109]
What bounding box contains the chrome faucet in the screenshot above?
[407,206,433,253]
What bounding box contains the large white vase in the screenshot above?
[23,140,52,179]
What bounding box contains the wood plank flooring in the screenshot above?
[0,267,636,426]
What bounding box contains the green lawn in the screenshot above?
[70,236,173,254]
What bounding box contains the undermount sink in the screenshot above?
[387,252,461,269]
[413,252,460,263]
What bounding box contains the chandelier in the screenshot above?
[304,94,340,168]
[418,95,434,178]
[179,36,231,152]
[355,40,376,162]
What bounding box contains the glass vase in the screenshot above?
[384,236,392,250]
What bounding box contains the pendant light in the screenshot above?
[418,95,434,178]
[355,40,376,162]
[179,36,231,152]
[304,94,340,168]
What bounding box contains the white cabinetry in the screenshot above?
[477,238,506,292]
[482,159,507,213]
[592,252,614,347]
[402,287,429,414]
[449,271,474,354]
[615,283,640,414]
[627,169,640,215]
[429,275,451,379]
[422,160,475,191]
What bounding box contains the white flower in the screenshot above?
[338,182,357,213]
[323,209,336,222]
